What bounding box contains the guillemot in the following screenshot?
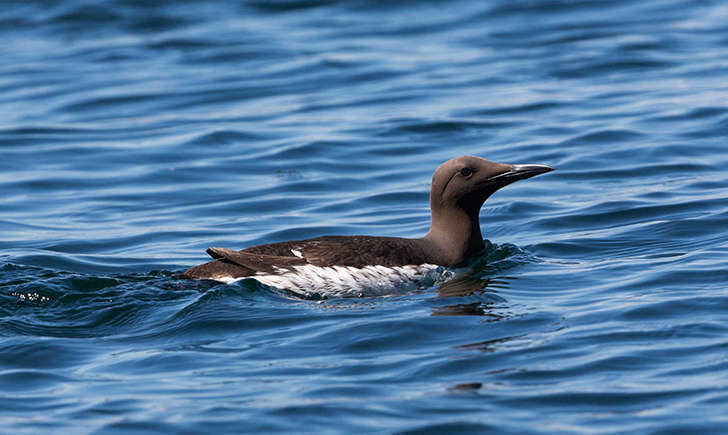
[181,156,553,297]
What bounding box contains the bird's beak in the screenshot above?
[486,164,554,186]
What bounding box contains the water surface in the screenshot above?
[2,0,728,433]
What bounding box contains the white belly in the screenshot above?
[215,263,448,298]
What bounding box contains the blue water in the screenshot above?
[2,0,728,432]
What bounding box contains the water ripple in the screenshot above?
[2,0,728,432]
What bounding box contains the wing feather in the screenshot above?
[206,247,307,274]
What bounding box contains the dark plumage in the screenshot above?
[181,156,553,286]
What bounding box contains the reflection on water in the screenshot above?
[432,302,501,318]
[436,274,491,298]
[457,334,527,353]
[436,272,511,298]
[433,263,511,316]
[447,382,483,393]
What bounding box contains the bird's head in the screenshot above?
[430,155,554,217]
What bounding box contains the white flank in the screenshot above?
[207,263,447,298]
[215,276,243,285]
[255,263,444,297]
[290,249,303,258]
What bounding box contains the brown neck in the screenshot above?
[424,205,485,266]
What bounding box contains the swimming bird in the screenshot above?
[181,156,553,297]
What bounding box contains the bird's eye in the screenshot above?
[460,167,473,177]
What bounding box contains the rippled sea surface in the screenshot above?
[3,0,728,433]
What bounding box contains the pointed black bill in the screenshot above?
[487,164,554,185]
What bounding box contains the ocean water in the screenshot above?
[2,0,728,433]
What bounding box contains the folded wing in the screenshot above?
[206,247,307,274]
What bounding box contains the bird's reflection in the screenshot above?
[432,272,511,317]
[432,270,526,354]
[456,334,525,353]
[447,382,483,393]
[432,302,487,316]
[437,274,492,298]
